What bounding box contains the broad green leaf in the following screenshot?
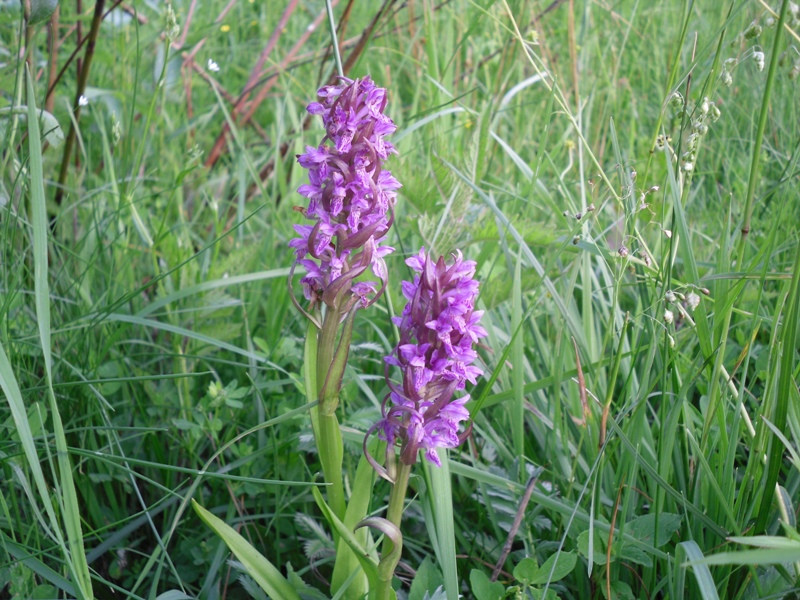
[0,106,64,147]
[626,513,682,547]
[577,530,607,565]
[529,551,576,585]
[603,580,635,600]
[469,569,505,600]
[617,543,651,567]
[192,500,300,600]
[155,592,195,600]
[513,557,539,584]
[409,556,444,600]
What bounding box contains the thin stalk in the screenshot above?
[377,461,411,600]
[314,307,348,520]
[54,0,106,207]
[703,0,790,444]
[325,0,344,77]
[738,0,790,260]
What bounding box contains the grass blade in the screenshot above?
[26,66,94,599]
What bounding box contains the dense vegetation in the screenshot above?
[1,0,799,598]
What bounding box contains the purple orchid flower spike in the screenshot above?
[290,76,400,317]
[366,248,487,477]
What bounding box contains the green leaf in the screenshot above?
[155,592,195,600]
[0,106,64,147]
[469,569,505,600]
[529,551,576,585]
[617,543,652,567]
[694,545,800,566]
[421,449,459,600]
[310,487,380,590]
[192,500,300,600]
[602,580,635,600]
[577,530,607,565]
[27,66,93,600]
[512,557,539,584]
[626,513,682,547]
[409,556,444,600]
[677,541,720,600]
[28,0,58,25]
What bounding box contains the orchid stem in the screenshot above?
[314,308,347,520]
[377,460,411,600]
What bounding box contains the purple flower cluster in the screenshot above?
[290,76,400,310]
[378,249,487,467]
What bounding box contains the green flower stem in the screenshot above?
[738,0,790,262]
[377,461,412,600]
[318,412,346,520]
[316,309,340,404]
[313,306,354,521]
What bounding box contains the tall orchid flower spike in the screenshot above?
[367,248,487,477]
[289,76,400,319]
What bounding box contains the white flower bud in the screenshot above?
[720,71,733,87]
[666,290,677,303]
[668,334,676,348]
[682,161,694,172]
[709,104,721,122]
[700,98,710,115]
[764,16,776,28]
[664,309,674,325]
[753,51,765,72]
[664,229,673,238]
[669,91,684,109]
[686,291,701,310]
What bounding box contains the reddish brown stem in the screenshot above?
[54,0,107,206]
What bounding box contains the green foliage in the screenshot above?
[1,0,799,598]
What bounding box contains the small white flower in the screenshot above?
[666,291,677,303]
[78,95,89,107]
[207,59,220,73]
[664,309,674,325]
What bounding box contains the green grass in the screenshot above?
[1,0,799,598]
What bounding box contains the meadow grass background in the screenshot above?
[1,0,800,598]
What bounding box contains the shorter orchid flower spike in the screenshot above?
[366,248,487,474]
